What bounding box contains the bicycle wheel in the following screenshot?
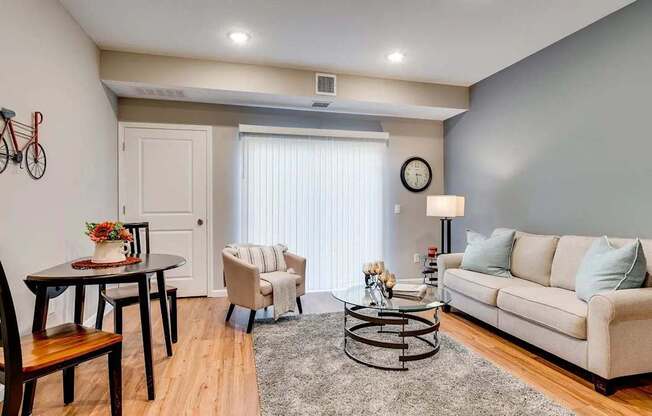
[25,142,46,179]
[0,136,8,174]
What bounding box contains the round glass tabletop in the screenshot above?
[331,284,449,313]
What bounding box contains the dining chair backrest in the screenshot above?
[0,261,23,382]
[124,222,150,256]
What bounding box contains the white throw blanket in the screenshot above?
[261,273,296,320]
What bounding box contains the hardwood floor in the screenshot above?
[17,293,652,415]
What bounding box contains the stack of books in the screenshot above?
[392,283,428,300]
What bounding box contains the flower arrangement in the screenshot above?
[85,222,134,264]
[85,221,133,242]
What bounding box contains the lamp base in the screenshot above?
[440,218,453,254]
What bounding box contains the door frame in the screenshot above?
[118,122,215,297]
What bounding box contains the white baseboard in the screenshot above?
[305,289,335,294]
[210,289,227,298]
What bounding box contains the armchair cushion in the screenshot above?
[232,244,288,273]
[260,271,302,296]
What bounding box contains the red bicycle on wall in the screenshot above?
[0,108,46,179]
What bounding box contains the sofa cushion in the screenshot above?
[550,236,595,291]
[461,229,515,277]
[444,268,541,306]
[509,232,559,286]
[497,286,587,339]
[259,271,301,295]
[551,236,652,291]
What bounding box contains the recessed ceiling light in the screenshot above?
[228,31,250,45]
[387,51,405,63]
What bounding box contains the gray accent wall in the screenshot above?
[444,0,652,251]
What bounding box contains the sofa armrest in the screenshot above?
[590,288,652,322]
[285,251,306,295]
[587,288,652,379]
[222,250,261,309]
[437,253,464,300]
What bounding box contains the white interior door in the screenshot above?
[119,123,211,297]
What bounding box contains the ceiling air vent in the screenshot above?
[134,87,186,99]
[315,73,336,96]
[311,101,331,108]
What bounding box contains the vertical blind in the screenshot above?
[241,131,386,291]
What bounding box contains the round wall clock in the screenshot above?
[400,157,432,192]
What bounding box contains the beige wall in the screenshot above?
[0,1,118,333]
[381,119,444,278]
[119,99,443,288]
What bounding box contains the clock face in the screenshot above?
[400,157,432,192]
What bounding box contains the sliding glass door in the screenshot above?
[241,132,385,291]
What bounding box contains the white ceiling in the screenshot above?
[60,0,634,86]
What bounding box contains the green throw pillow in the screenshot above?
[461,229,515,277]
[575,236,647,302]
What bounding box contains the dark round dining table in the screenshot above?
[22,253,185,410]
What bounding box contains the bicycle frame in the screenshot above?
[1,111,43,157]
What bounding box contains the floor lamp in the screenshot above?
[427,195,465,254]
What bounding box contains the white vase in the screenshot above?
[92,240,128,263]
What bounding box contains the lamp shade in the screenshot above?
[426,195,465,218]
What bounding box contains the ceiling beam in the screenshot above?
[100,51,468,120]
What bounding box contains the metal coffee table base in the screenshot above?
[343,303,441,371]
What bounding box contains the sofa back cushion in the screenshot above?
[551,236,652,291]
[492,229,559,286]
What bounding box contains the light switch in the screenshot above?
[394,204,401,214]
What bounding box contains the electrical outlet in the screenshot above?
[413,253,420,263]
[394,204,401,214]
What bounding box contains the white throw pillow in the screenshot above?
[233,244,288,273]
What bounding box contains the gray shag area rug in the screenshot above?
[253,312,574,416]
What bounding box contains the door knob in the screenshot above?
[197,219,204,226]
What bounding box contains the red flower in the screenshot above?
[90,221,115,242]
[86,221,134,242]
[119,228,133,242]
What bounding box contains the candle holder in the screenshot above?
[363,262,395,298]
[363,274,393,298]
[380,284,393,299]
[364,272,373,288]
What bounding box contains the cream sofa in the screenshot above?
[437,231,652,395]
[222,247,306,333]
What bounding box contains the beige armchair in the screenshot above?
[222,247,306,333]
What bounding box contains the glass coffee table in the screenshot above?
[331,284,449,371]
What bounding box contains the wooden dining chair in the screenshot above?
[0,262,122,416]
[95,222,178,343]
